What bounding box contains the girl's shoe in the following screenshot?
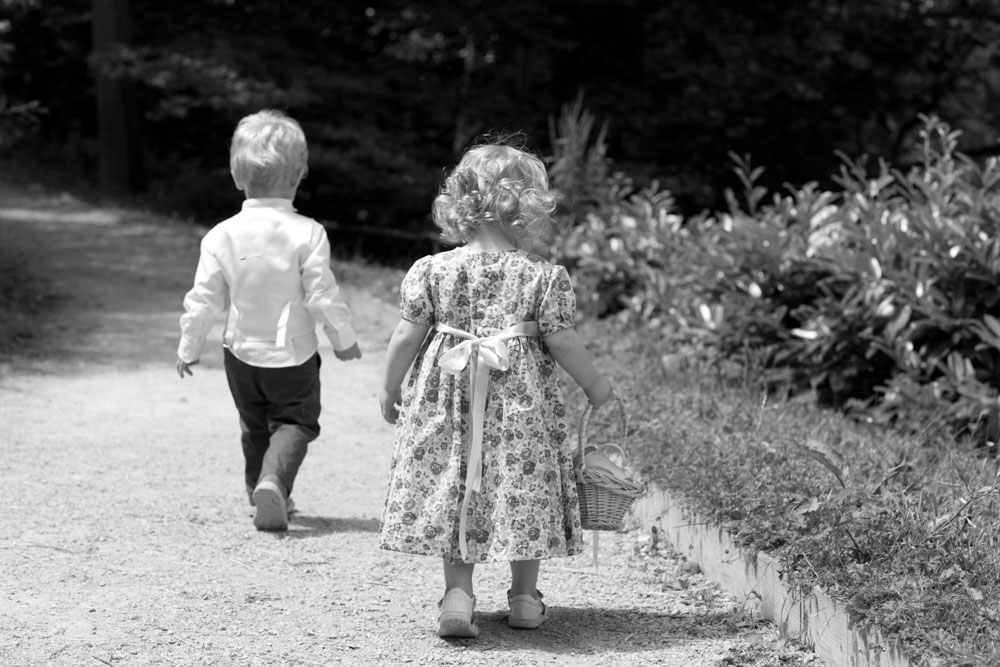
[251,479,288,531]
[507,589,547,629]
[437,588,479,638]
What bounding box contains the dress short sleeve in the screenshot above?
[538,264,576,336]
[400,256,434,325]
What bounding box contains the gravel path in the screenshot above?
[0,186,824,666]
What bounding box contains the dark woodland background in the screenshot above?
[2,0,1000,260]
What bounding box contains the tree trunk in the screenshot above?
[92,0,140,197]
[452,32,479,156]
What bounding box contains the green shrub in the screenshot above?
[548,104,1000,665]
[552,115,1000,446]
[813,122,1000,444]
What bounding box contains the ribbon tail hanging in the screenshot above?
[458,358,477,558]
[458,348,491,559]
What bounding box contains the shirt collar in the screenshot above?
[242,198,296,212]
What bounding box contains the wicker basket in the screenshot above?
[574,394,644,531]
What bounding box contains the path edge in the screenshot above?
[630,484,915,667]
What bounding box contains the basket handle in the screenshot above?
[577,392,628,466]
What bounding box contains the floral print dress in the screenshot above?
[380,247,585,564]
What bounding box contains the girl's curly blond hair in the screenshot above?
[432,138,557,246]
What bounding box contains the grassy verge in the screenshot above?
[0,242,51,356]
[572,316,1000,666]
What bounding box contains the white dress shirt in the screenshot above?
[178,198,357,368]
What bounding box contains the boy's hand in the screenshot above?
[177,358,198,378]
[335,343,362,361]
[379,387,401,424]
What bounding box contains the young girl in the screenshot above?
[378,138,614,638]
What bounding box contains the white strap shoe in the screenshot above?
[438,588,479,638]
[508,589,547,629]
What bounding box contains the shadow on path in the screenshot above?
[441,606,741,655]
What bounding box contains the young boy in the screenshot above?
[176,109,361,531]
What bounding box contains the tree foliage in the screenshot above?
[1,0,999,248]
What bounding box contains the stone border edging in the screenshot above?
[630,485,915,667]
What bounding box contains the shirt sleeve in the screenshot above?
[399,256,435,325]
[302,225,357,351]
[537,264,577,336]
[177,237,228,363]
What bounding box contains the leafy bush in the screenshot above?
[810,124,1000,444]
[547,101,1000,664]
[549,174,682,319]
[552,115,1000,447]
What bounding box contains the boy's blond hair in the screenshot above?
[432,141,557,245]
[230,109,308,194]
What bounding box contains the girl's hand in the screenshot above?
[586,379,615,409]
[177,358,198,378]
[379,387,402,424]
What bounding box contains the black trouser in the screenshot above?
[224,349,321,499]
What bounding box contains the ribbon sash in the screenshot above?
[436,321,539,559]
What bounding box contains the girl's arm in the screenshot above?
[379,318,431,424]
[543,326,614,408]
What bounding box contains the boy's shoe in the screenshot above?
[437,588,479,638]
[507,589,547,629]
[251,479,288,531]
[248,485,296,514]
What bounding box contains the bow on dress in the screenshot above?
[436,321,539,559]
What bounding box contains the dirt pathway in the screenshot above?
[0,186,821,666]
